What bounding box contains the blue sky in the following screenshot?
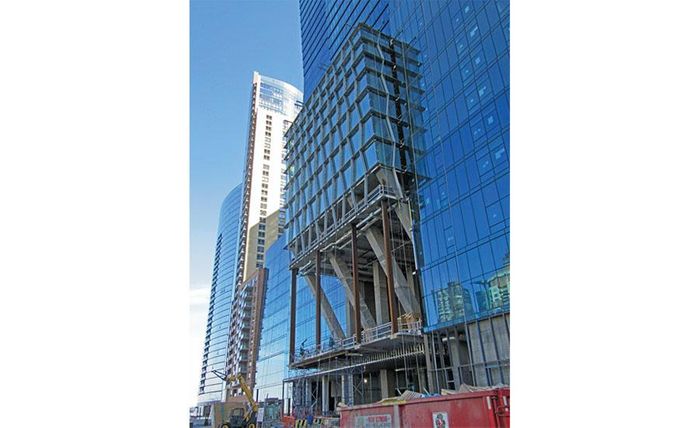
[190,0,303,403]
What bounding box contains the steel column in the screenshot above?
[289,268,298,365]
[315,250,322,349]
[351,224,362,342]
[381,199,398,334]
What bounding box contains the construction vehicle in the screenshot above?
[192,371,258,428]
[219,373,258,428]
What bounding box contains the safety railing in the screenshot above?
[290,182,399,265]
[292,318,423,364]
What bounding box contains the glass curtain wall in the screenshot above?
[389,0,510,331]
[299,0,390,99]
[254,239,291,408]
[198,185,243,402]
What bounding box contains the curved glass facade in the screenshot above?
[258,74,304,117]
[198,185,243,402]
[389,0,510,331]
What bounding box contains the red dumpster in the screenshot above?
[339,387,509,428]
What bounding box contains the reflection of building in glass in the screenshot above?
[436,282,465,323]
[253,239,292,411]
[283,0,510,412]
[198,185,242,403]
[194,0,513,417]
[486,254,510,310]
[391,0,511,388]
[299,0,389,99]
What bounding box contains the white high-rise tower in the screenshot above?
[226,72,302,396]
[236,71,302,286]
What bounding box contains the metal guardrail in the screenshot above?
[290,182,398,266]
[285,342,426,382]
[292,319,422,363]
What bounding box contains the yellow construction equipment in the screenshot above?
[217,374,257,428]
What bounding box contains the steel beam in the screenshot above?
[292,250,345,339]
[289,268,298,365]
[377,166,405,200]
[351,224,362,342]
[381,199,399,334]
[395,200,413,237]
[315,250,322,348]
[303,275,346,341]
[365,226,421,315]
[373,262,389,324]
[328,254,377,329]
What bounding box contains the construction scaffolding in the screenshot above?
[286,329,427,418]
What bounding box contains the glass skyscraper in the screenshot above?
[253,238,293,411]
[389,0,510,386]
[299,0,390,98]
[291,0,510,399]
[195,0,510,413]
[285,20,427,414]
[198,184,243,403]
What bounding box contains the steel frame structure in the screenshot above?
[284,24,430,415]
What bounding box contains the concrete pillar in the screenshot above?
[406,267,419,312]
[373,261,389,324]
[395,201,413,237]
[351,223,362,342]
[448,335,463,388]
[457,333,472,383]
[417,368,428,394]
[321,376,329,414]
[467,322,488,386]
[381,199,398,334]
[341,374,353,406]
[304,380,312,407]
[346,297,354,339]
[379,369,396,399]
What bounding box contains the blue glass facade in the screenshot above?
[286,25,422,258]
[199,185,243,402]
[253,239,292,405]
[299,0,390,98]
[297,0,509,335]
[388,0,510,332]
[294,0,510,392]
